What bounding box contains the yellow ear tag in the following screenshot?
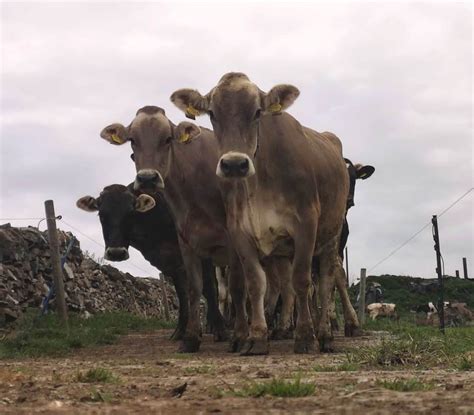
[178,132,191,143]
[186,106,200,117]
[111,133,123,144]
[268,103,282,113]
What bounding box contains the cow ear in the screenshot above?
[135,194,155,213]
[264,84,300,115]
[76,196,98,212]
[356,165,375,180]
[100,123,128,145]
[174,121,201,144]
[170,89,210,120]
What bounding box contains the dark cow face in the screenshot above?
[100,106,201,193]
[344,159,375,210]
[170,72,300,179]
[76,185,155,261]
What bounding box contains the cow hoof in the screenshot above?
[214,329,230,342]
[294,338,316,354]
[178,336,201,353]
[170,328,186,341]
[240,338,269,356]
[344,324,362,337]
[228,337,246,353]
[318,336,335,353]
[271,328,294,340]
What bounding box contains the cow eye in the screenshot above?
[130,153,135,161]
[254,109,262,120]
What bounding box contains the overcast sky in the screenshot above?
[1,2,472,283]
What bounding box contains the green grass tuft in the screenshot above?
[76,367,119,383]
[0,309,175,359]
[376,378,433,392]
[313,362,359,372]
[235,377,315,398]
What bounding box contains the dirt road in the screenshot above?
[1,330,472,414]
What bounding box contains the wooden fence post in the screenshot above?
[44,200,68,325]
[455,270,460,278]
[159,273,170,321]
[359,268,366,325]
[463,258,469,280]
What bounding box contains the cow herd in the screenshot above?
[77,72,375,355]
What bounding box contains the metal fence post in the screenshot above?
[431,215,445,334]
[463,258,469,279]
[359,268,366,325]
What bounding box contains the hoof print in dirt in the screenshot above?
[271,328,294,340]
[178,337,201,353]
[240,338,269,356]
[294,338,316,354]
[344,324,362,338]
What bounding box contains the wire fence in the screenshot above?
[0,214,151,275]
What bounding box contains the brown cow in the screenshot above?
[99,106,235,352]
[171,72,349,353]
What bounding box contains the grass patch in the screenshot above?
[313,362,359,372]
[76,367,119,383]
[0,309,175,359]
[455,354,473,371]
[376,378,433,392]
[235,377,315,398]
[346,320,474,370]
[184,365,215,375]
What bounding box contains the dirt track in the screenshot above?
[1,330,473,414]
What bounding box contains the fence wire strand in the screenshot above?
[368,187,473,272]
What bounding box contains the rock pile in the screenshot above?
[0,224,178,325]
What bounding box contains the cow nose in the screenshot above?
[134,169,164,190]
[218,154,254,178]
[104,247,129,262]
[137,171,158,183]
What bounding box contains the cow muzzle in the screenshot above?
[216,152,255,179]
[134,169,164,191]
[104,247,129,261]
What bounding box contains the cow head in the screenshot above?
[344,159,375,210]
[76,184,155,261]
[100,106,201,193]
[170,72,300,179]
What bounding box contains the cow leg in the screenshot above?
[178,246,203,353]
[231,235,268,356]
[270,257,295,340]
[318,245,338,352]
[228,251,248,352]
[292,223,317,354]
[215,267,228,319]
[169,270,189,341]
[334,260,361,337]
[263,259,281,331]
[202,260,228,342]
[328,287,339,332]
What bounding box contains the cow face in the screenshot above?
[345,159,375,210]
[170,72,299,179]
[76,185,155,261]
[100,106,201,193]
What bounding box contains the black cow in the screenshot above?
[76,184,227,346]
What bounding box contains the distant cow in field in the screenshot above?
[367,303,397,320]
